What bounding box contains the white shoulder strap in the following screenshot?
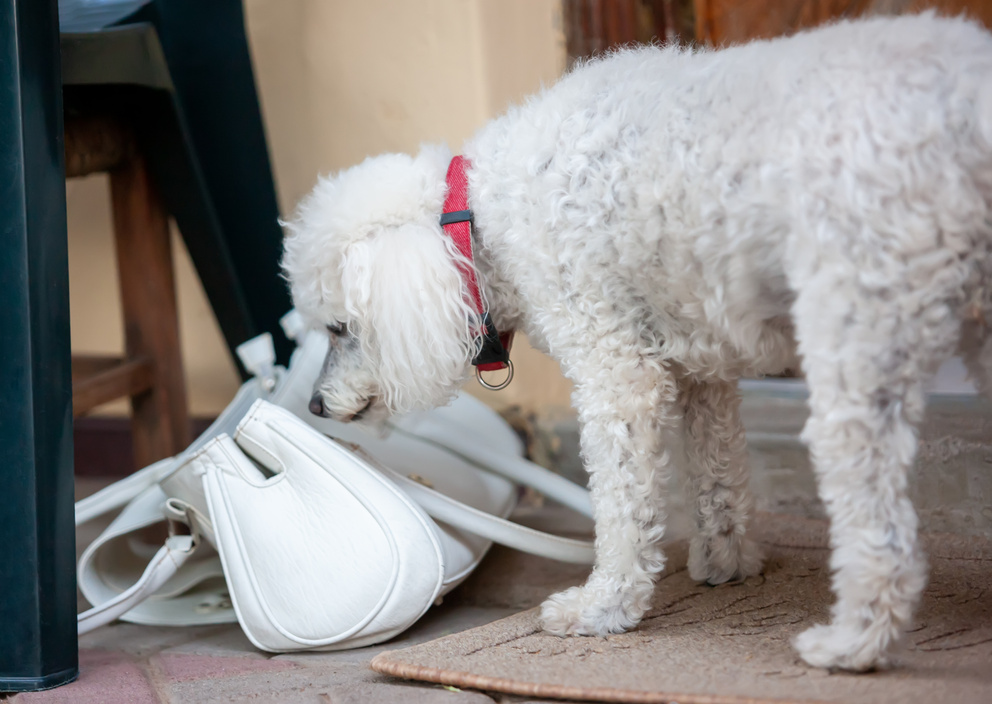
[391,424,593,519]
[77,535,196,635]
[75,457,175,526]
[386,468,594,564]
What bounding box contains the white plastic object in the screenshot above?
[279,309,307,344]
[236,333,277,391]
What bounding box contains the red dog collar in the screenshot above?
[440,156,514,389]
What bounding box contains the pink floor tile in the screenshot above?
[15,650,157,704]
[154,652,298,683]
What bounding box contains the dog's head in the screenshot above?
[281,144,482,423]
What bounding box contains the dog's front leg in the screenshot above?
[680,378,763,585]
[540,351,679,637]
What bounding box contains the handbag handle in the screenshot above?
[77,534,196,635]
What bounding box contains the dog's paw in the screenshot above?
[688,534,764,586]
[540,584,645,637]
[794,623,892,672]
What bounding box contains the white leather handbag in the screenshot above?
[75,312,593,652]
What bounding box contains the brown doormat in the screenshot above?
[372,514,992,703]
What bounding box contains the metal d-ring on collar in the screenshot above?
[476,360,514,391]
[471,310,513,388]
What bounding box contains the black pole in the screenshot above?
[0,0,78,691]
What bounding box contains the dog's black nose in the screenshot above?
[309,393,325,417]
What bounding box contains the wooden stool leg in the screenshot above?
[110,151,190,467]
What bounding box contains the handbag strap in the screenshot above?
[385,468,595,564]
[77,535,196,635]
[75,457,175,526]
[388,424,593,519]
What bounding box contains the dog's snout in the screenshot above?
[309,393,325,417]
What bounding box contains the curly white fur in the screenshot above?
[282,13,992,671]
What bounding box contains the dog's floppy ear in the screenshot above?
[341,221,479,413]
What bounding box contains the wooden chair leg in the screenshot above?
[109,150,190,467]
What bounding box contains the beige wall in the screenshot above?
[68,0,573,417]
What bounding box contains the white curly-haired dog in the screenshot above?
[282,13,992,671]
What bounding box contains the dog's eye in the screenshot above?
[326,322,347,336]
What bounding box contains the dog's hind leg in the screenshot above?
[790,271,963,671]
[680,378,763,585]
[540,343,679,637]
